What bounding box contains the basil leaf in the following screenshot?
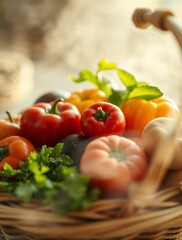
[109,89,125,106]
[97,76,112,97]
[98,58,117,72]
[70,70,97,85]
[117,69,137,89]
[128,85,163,100]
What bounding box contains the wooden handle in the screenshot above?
[129,9,182,205]
[133,8,182,51]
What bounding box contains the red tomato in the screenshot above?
[80,102,126,138]
[20,99,82,147]
[80,135,147,196]
[122,97,179,136]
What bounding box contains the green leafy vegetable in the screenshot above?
[98,58,117,71]
[0,163,21,181]
[128,86,163,100]
[0,146,8,161]
[0,143,99,216]
[117,69,137,89]
[69,58,163,107]
[70,70,97,85]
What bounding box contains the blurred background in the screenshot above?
[0,0,182,117]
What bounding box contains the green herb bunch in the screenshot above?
[70,58,163,107]
[0,143,99,216]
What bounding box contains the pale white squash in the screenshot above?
[142,117,182,170]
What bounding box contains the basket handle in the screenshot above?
[129,9,182,203]
[132,8,182,51]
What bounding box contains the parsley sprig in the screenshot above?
[70,58,163,107]
[0,143,99,216]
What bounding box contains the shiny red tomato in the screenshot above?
[20,99,82,147]
[80,102,126,138]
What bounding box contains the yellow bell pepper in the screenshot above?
[65,88,108,114]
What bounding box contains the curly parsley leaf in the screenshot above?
[0,163,21,181]
[44,169,100,216]
[0,143,99,216]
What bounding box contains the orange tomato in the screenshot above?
[65,88,108,114]
[0,136,36,171]
[121,97,179,136]
[0,113,21,140]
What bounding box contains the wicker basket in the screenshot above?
[0,8,182,240]
[0,186,181,240]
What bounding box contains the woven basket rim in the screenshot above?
[0,183,181,240]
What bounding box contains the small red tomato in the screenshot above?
[80,135,148,196]
[80,102,126,138]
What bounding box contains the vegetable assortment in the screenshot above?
[70,59,179,135]
[0,58,181,216]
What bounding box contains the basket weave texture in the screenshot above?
[0,183,181,240]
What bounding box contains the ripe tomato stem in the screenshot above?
[6,111,14,123]
[94,107,109,121]
[47,98,62,114]
[0,146,8,161]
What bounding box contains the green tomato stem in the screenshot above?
[0,146,8,161]
[94,107,109,121]
[48,98,62,115]
[6,111,14,123]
